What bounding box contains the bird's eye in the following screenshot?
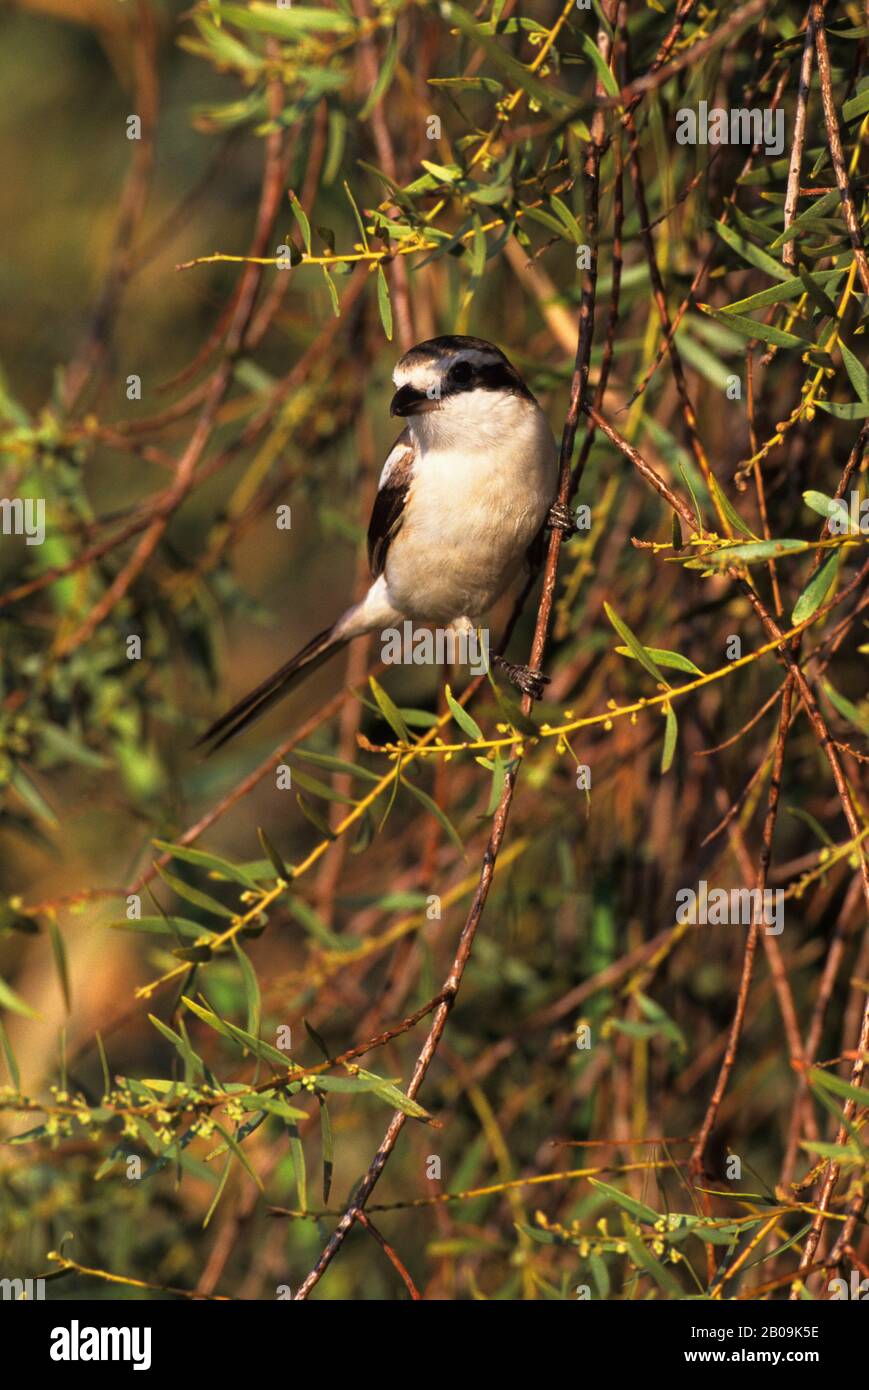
[450,360,473,385]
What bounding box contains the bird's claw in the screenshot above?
[494,655,550,701]
[547,501,575,533]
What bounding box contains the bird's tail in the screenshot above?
[196,624,346,753]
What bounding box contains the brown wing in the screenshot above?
[367,432,414,578]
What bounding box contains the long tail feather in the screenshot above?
[196,625,345,753]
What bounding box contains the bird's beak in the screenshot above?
[390,384,440,417]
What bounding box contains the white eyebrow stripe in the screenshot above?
[392,348,503,390]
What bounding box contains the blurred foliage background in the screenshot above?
[0,0,868,1300]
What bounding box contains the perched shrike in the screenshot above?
[199,335,569,752]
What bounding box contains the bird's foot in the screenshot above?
[493,654,550,701]
[547,500,575,533]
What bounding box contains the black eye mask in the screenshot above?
[444,358,535,400]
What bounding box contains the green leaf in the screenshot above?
[356,1068,431,1120]
[173,943,213,963]
[213,1121,264,1192]
[48,919,71,1013]
[786,805,836,849]
[577,31,620,99]
[313,1073,382,1094]
[843,86,869,123]
[290,766,358,805]
[9,767,57,827]
[792,550,840,624]
[798,266,838,318]
[443,1,576,115]
[767,188,842,248]
[523,205,573,240]
[467,180,513,207]
[317,1096,334,1203]
[816,399,869,419]
[821,680,869,735]
[549,194,583,245]
[321,266,340,317]
[358,29,398,119]
[324,107,346,185]
[469,215,486,278]
[839,341,869,403]
[182,996,289,1067]
[698,304,813,350]
[0,1017,20,1088]
[152,840,260,890]
[587,1177,659,1225]
[604,602,669,687]
[148,1013,206,1080]
[798,1141,866,1167]
[484,749,508,816]
[343,179,369,250]
[232,940,261,1040]
[704,538,809,566]
[808,1066,869,1110]
[109,915,215,938]
[399,707,440,728]
[486,671,539,739]
[803,490,851,528]
[614,646,704,676]
[296,794,336,840]
[717,266,846,315]
[427,76,505,94]
[203,1156,235,1229]
[154,864,237,920]
[292,747,381,782]
[369,675,411,741]
[445,683,484,741]
[248,1092,306,1122]
[621,1216,683,1297]
[288,191,311,255]
[0,976,37,1019]
[39,724,111,770]
[705,473,757,540]
[304,1018,330,1060]
[635,991,687,1051]
[400,777,464,853]
[286,1118,307,1212]
[288,899,353,951]
[376,265,393,341]
[189,18,265,72]
[220,4,354,36]
[661,704,678,774]
[713,220,791,282]
[420,159,462,183]
[257,826,291,881]
[675,330,734,391]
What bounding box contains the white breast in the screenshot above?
[384,391,557,624]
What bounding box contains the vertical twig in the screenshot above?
[782,6,817,269]
[814,0,869,295]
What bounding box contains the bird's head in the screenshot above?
[389,336,536,445]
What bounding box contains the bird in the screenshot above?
[197,335,570,753]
